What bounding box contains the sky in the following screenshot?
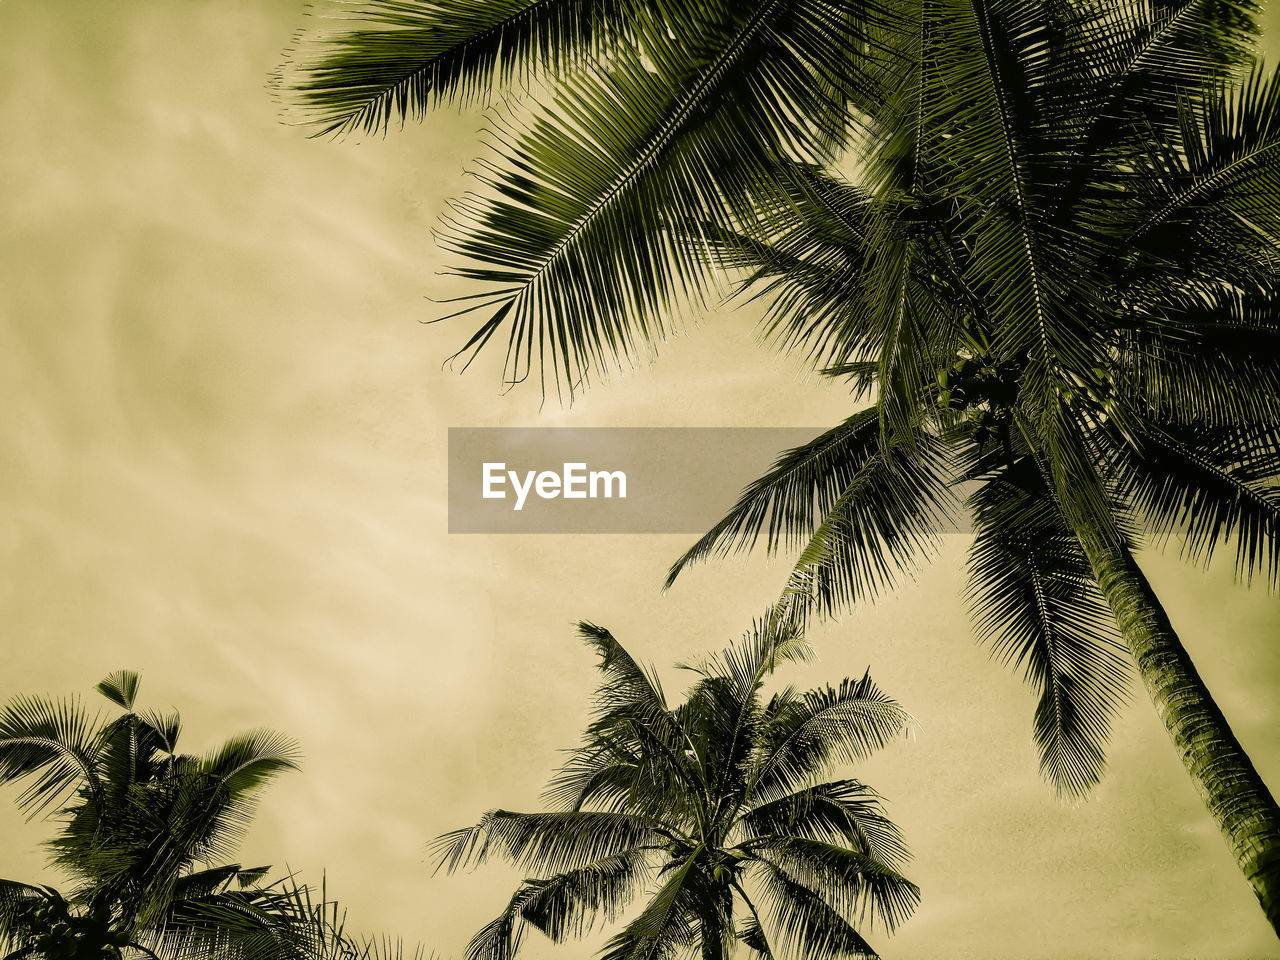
[1,1,1278,957]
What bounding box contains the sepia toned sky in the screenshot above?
[1,1,1279,956]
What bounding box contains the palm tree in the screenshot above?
[283,0,1280,931]
[433,620,918,960]
[0,671,312,959]
[656,43,1280,931]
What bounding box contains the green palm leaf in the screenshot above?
[0,694,103,819]
[751,836,918,933]
[143,885,313,960]
[752,674,912,804]
[596,856,700,960]
[752,863,878,960]
[1110,420,1280,586]
[772,431,956,624]
[464,850,652,960]
[667,409,956,600]
[741,780,909,872]
[1131,61,1280,248]
[432,810,662,874]
[432,0,892,396]
[1117,288,1280,427]
[965,458,1131,797]
[285,0,630,134]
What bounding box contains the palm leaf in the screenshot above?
[96,670,141,711]
[965,458,1131,797]
[465,849,652,960]
[668,408,955,600]
[1116,288,1280,427]
[736,917,775,960]
[433,0,891,397]
[1055,0,1260,213]
[142,885,313,960]
[201,730,303,799]
[751,674,912,803]
[596,855,700,960]
[0,694,103,819]
[771,431,957,625]
[751,862,879,960]
[432,809,661,875]
[1130,61,1280,248]
[751,836,918,933]
[285,0,633,135]
[741,780,909,872]
[1110,419,1280,587]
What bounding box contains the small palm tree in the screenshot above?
[434,621,918,960]
[0,671,310,959]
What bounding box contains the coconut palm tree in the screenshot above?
[0,671,312,959]
[655,43,1280,931]
[433,620,918,960]
[284,0,1280,931]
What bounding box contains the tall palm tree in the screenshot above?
[433,620,918,960]
[0,671,312,959]
[657,36,1280,931]
[283,0,1280,933]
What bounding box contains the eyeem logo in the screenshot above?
[482,462,628,511]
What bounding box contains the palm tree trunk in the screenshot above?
[700,933,728,960]
[699,883,734,960]
[1077,527,1280,936]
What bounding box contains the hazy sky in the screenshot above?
[1,2,1279,957]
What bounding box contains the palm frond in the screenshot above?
[678,614,815,695]
[1110,420,1280,587]
[0,694,102,819]
[465,849,652,960]
[95,670,141,711]
[1116,288,1280,426]
[772,432,956,625]
[751,836,919,933]
[519,849,653,941]
[666,411,882,584]
[930,0,1099,374]
[434,0,890,397]
[285,0,630,135]
[142,710,184,758]
[668,408,956,605]
[200,730,303,799]
[741,780,909,872]
[596,855,700,960]
[1130,60,1280,248]
[431,809,660,875]
[464,888,531,960]
[171,864,275,901]
[965,458,1131,797]
[577,622,669,718]
[751,862,879,960]
[142,885,314,960]
[1057,0,1260,200]
[752,674,912,803]
[727,169,880,368]
[736,917,776,960]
